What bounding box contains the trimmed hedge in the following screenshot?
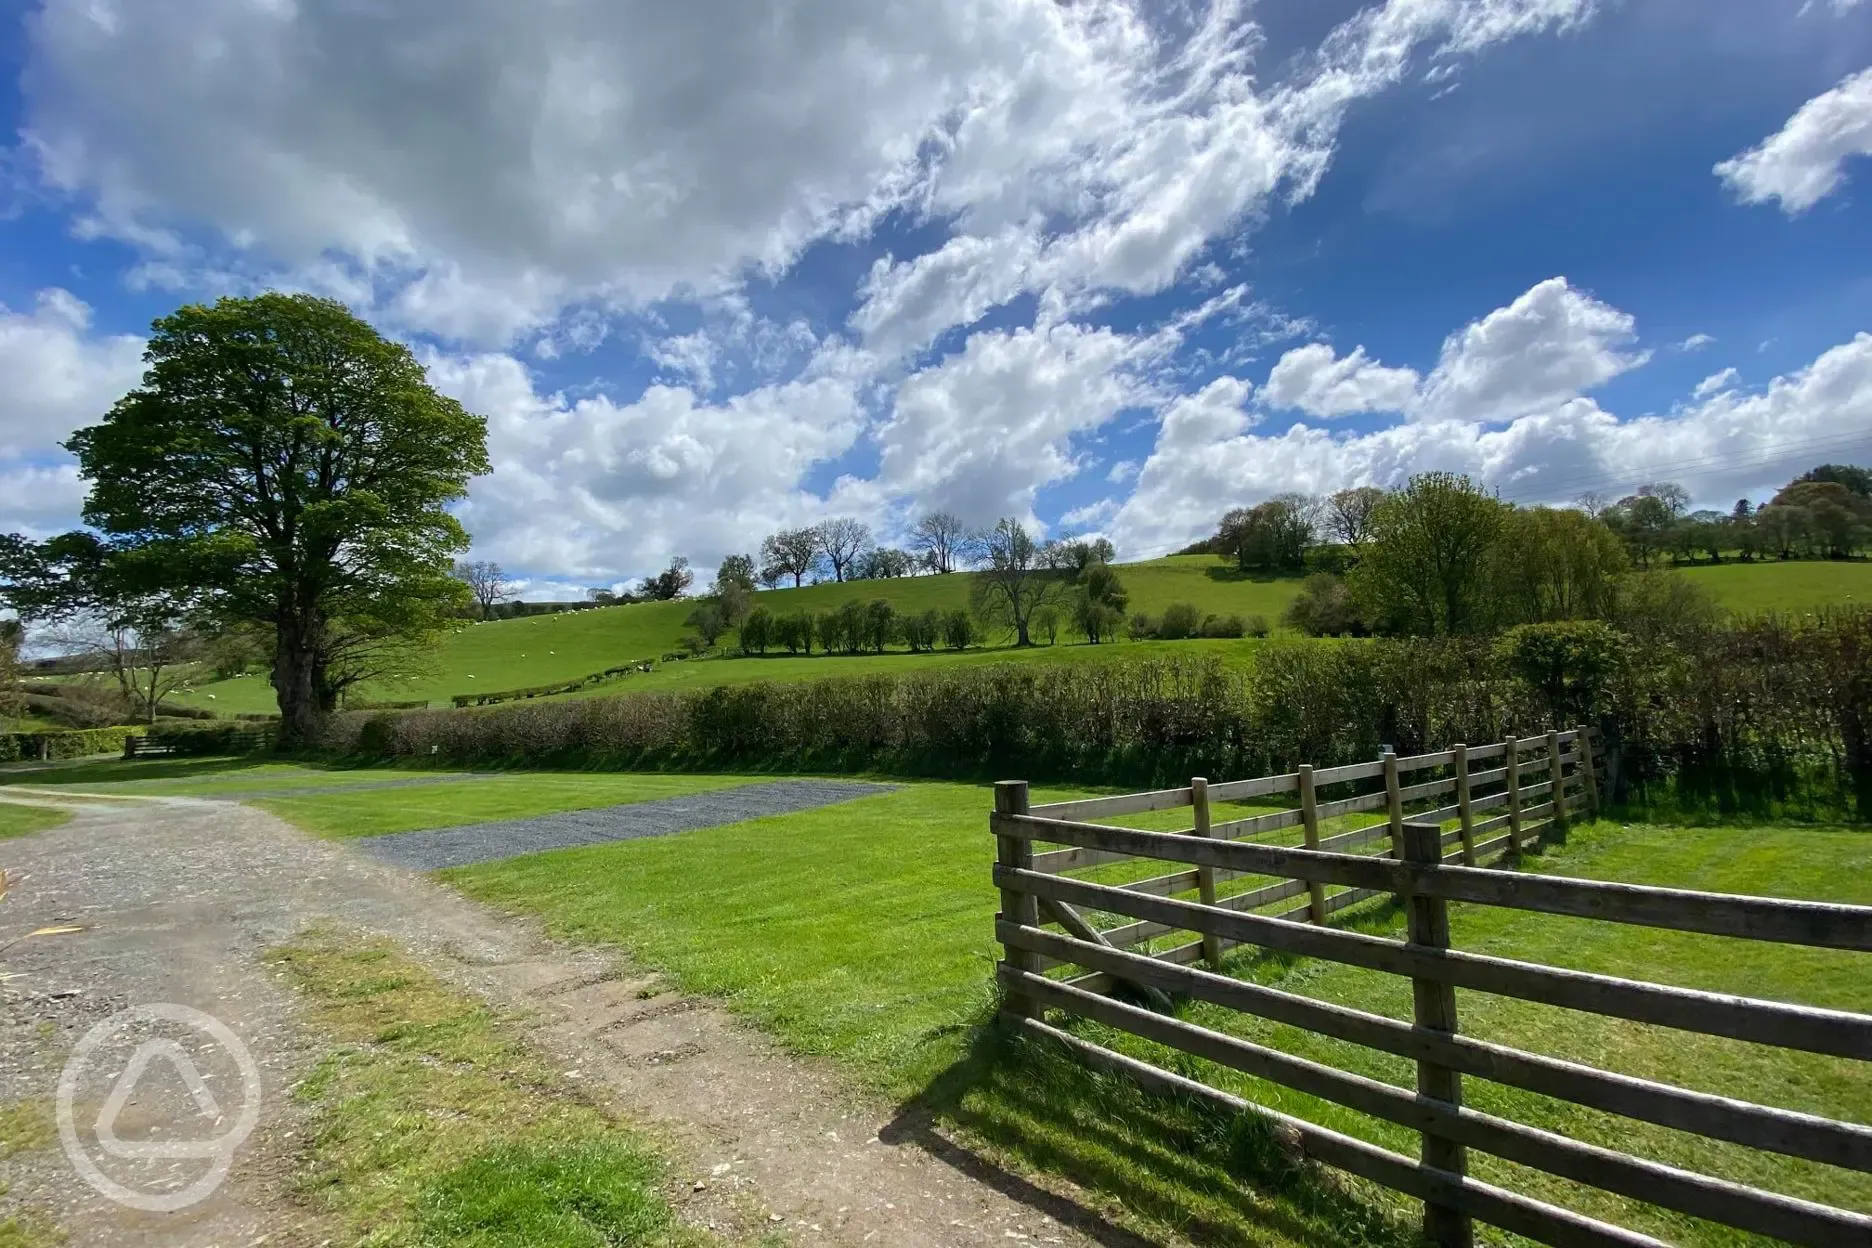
[0,726,135,762]
[142,724,278,756]
[319,609,1872,816]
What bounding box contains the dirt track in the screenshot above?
[0,794,1150,1246]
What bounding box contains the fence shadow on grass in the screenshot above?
[889,990,1419,1248]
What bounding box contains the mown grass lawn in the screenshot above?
[0,803,73,840]
[0,757,457,797]
[441,785,1872,1247]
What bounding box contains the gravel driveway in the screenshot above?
[0,792,1119,1248]
[350,778,898,869]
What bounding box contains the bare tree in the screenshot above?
[815,518,872,583]
[1575,491,1610,519]
[760,529,823,588]
[909,511,968,574]
[1326,487,1385,552]
[969,518,1065,646]
[453,560,510,620]
[47,612,199,725]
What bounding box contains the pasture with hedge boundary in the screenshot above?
[320,608,1872,818]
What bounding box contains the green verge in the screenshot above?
[0,805,72,841]
[269,928,715,1248]
[442,784,1872,1247]
[0,1100,61,1248]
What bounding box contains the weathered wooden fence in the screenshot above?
[989,728,1872,1247]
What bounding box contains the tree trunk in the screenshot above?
[273,613,324,749]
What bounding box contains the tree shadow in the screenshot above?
[1200,565,1308,586]
[0,754,348,787]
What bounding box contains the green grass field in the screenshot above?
[0,803,73,839]
[419,784,1871,1247]
[147,556,1872,720]
[1678,558,1872,614]
[160,555,1306,714]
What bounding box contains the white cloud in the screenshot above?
[1112,332,1872,557]
[1263,342,1420,418]
[1060,498,1120,530]
[1415,276,1648,422]
[1715,68,1872,214]
[23,0,1605,347]
[874,320,1154,528]
[1692,367,1741,399]
[0,462,88,539]
[1676,333,1715,352]
[428,347,867,580]
[0,289,145,461]
[1106,459,1141,484]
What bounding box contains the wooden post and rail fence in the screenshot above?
[988,727,1872,1247]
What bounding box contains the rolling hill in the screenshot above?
[147,555,1872,717]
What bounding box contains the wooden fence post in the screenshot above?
[1576,727,1600,820]
[1193,777,1221,969]
[1298,764,1327,924]
[1546,730,1567,842]
[1504,739,1524,859]
[1452,744,1476,867]
[1401,820,1473,1248]
[1383,750,1404,860]
[995,780,1040,1020]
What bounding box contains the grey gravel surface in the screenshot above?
[352,778,898,869]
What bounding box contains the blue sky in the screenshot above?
[1,0,1869,595]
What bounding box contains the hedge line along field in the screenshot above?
[160,556,1872,716]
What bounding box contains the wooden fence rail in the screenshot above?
[988,727,1872,1247]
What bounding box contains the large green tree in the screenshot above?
[1352,472,1507,635]
[63,293,490,744]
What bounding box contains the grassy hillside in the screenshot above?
[170,556,1306,713]
[161,555,1871,717]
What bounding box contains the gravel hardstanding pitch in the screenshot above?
[351,778,899,869]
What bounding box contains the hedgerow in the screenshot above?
[319,609,1872,817]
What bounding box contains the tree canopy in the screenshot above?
[60,293,489,743]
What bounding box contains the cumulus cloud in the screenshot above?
[1415,276,1648,422]
[0,289,145,461]
[1677,333,1715,352]
[875,320,1154,527]
[1263,342,1420,418]
[1112,333,1872,557]
[428,348,867,580]
[1715,68,1872,214]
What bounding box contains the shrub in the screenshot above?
[1199,614,1247,639]
[144,724,276,755]
[901,609,942,652]
[1495,621,1628,726]
[1030,604,1062,645]
[1129,613,1157,640]
[1157,602,1202,641]
[942,610,976,650]
[1245,614,1271,639]
[1,726,136,761]
[1284,573,1366,637]
[739,606,774,655]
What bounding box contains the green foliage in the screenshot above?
[1794,463,1872,499]
[941,608,976,651]
[1199,613,1248,639]
[1490,506,1627,625]
[1495,621,1628,725]
[1283,573,1366,637]
[0,726,135,761]
[1352,472,1508,635]
[714,552,758,593]
[637,557,693,601]
[62,293,490,745]
[738,605,774,654]
[1611,571,1722,646]
[1155,601,1202,640]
